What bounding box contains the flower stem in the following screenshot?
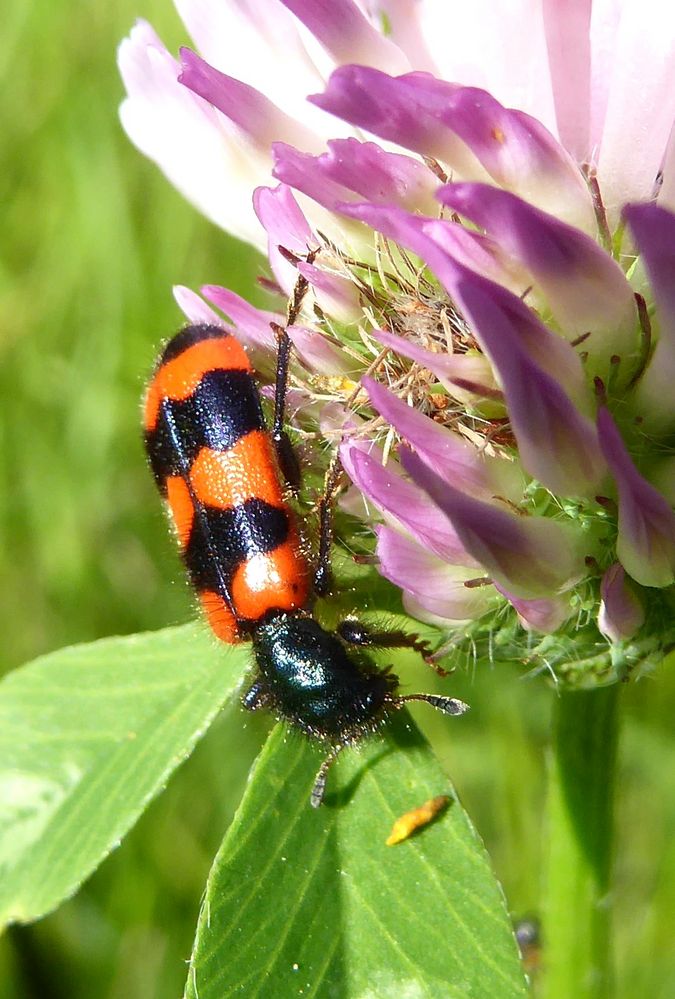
[541,684,620,999]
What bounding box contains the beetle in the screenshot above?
[143,313,467,806]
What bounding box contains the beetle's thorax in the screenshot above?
[252,612,396,740]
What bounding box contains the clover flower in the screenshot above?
[119,1,675,685]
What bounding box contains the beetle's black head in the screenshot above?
[251,614,397,741]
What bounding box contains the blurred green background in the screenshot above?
[0,3,673,997]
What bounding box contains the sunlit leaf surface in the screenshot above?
[0,624,249,925]
[186,717,527,999]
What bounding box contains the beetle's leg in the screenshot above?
[336,618,451,677]
[314,452,344,597]
[310,745,343,808]
[241,681,272,711]
[270,249,317,491]
[270,322,301,490]
[396,693,469,716]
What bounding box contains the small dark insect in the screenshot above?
[144,319,467,806]
[515,916,542,976]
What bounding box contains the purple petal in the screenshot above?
[362,376,523,501]
[624,202,675,426]
[495,584,571,634]
[287,324,355,375]
[280,0,409,73]
[597,408,675,588]
[173,0,331,134]
[376,526,497,621]
[400,448,586,599]
[432,83,592,230]
[399,216,527,294]
[179,48,322,153]
[273,143,353,212]
[312,67,594,230]
[253,183,317,295]
[373,329,502,411]
[273,138,438,214]
[341,445,477,567]
[598,563,645,643]
[310,66,478,170]
[200,286,279,353]
[295,259,362,323]
[439,183,637,371]
[469,341,603,496]
[345,203,604,494]
[173,285,227,327]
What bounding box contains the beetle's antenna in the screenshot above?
[310,746,343,808]
[397,694,469,716]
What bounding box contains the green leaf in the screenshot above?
[185,716,527,999]
[0,624,249,926]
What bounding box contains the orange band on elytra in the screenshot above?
[144,336,252,431]
[189,433,285,511]
[165,475,195,547]
[230,535,310,621]
[198,590,241,644]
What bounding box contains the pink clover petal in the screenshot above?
[341,445,477,568]
[118,22,268,248]
[473,345,605,497]
[313,68,594,230]
[347,203,605,494]
[342,202,588,407]
[412,4,556,131]
[429,83,593,231]
[400,448,586,600]
[173,285,227,326]
[541,1,592,162]
[624,202,675,427]
[200,285,279,352]
[287,325,355,375]
[173,0,348,138]
[179,49,323,154]
[273,142,354,212]
[362,376,522,502]
[367,1,437,74]
[273,138,438,214]
[439,183,637,371]
[494,584,572,634]
[597,408,675,588]
[400,592,474,628]
[373,329,501,410]
[310,66,484,176]
[595,2,675,223]
[253,184,317,295]
[402,216,527,294]
[375,526,497,622]
[598,563,646,644]
[295,260,362,323]
[280,0,410,74]
[118,19,168,93]
[658,124,675,213]
[318,399,360,437]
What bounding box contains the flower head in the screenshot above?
[120,1,675,686]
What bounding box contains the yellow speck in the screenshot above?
[491,126,505,143]
[386,795,450,846]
